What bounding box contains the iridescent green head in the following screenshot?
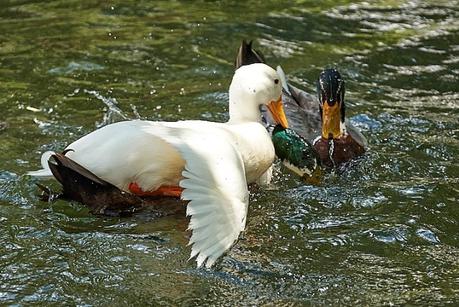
[272,125,319,177]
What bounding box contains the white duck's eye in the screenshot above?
[274,79,279,84]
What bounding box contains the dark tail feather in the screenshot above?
[47,153,145,215]
[235,40,266,69]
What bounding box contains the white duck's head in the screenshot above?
[228,63,288,128]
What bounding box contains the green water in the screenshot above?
[1,0,458,305]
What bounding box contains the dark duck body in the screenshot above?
[38,152,185,217]
[235,40,367,169]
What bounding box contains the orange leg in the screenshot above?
[128,182,183,198]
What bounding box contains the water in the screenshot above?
[1,0,458,305]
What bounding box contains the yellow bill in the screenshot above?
[267,96,289,129]
[321,101,342,139]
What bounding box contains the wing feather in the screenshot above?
[148,125,249,268]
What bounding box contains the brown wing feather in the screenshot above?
[50,152,108,186]
[48,153,143,214]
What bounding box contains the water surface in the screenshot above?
[0,0,458,305]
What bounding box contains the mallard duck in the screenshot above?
[312,68,367,167]
[28,63,288,268]
[235,40,367,169]
[271,125,319,177]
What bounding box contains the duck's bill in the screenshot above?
[267,97,289,129]
[321,101,342,139]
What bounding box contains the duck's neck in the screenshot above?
[227,85,262,124]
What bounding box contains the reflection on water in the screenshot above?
[0,0,458,305]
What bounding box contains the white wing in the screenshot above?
[29,120,250,268]
[156,126,249,268]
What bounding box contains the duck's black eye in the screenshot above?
[274,79,279,84]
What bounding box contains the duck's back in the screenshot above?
[261,84,322,142]
[283,84,322,141]
[64,120,186,191]
[62,120,275,191]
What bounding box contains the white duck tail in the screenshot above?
[27,151,54,178]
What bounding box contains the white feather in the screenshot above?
[27,151,54,177]
[156,128,249,267]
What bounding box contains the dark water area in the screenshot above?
[0,0,458,305]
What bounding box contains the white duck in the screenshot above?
[29,63,288,268]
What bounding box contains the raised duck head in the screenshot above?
[317,69,346,139]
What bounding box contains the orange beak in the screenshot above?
[267,96,289,128]
[321,101,342,139]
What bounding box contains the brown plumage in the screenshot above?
[313,135,365,168]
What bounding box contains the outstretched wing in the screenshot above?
[153,126,249,268]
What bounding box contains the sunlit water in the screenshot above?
[1,0,458,305]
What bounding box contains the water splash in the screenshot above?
[83,90,130,127]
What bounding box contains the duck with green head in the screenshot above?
[235,40,367,171]
[271,125,319,177]
[313,68,366,167]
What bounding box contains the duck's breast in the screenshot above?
[226,123,275,183]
